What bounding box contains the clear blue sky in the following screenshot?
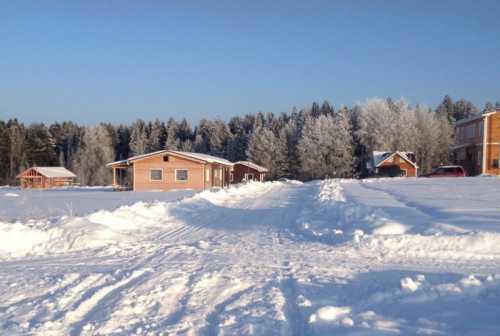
[1,0,499,124]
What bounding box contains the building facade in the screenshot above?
[370,151,418,177]
[16,167,77,189]
[231,161,268,183]
[453,109,500,176]
[107,150,233,192]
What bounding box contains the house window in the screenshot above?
[163,155,169,162]
[477,150,482,166]
[493,159,499,169]
[150,169,163,181]
[175,169,188,181]
[245,173,254,181]
[466,124,476,139]
[230,173,234,182]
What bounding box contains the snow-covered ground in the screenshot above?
[1,178,500,335]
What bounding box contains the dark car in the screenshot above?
[423,165,466,177]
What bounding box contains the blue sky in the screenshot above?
[1,0,499,124]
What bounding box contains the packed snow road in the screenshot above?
[1,178,500,335]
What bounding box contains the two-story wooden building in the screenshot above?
[453,109,500,176]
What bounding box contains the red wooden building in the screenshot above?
[231,161,268,183]
[16,167,77,189]
[371,151,418,177]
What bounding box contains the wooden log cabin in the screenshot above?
[16,167,77,189]
[107,150,234,191]
[231,161,268,183]
[453,108,500,176]
[370,151,418,177]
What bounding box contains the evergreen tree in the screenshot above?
[25,123,57,167]
[165,118,180,150]
[453,98,479,121]
[149,119,167,151]
[435,95,454,122]
[129,119,150,155]
[483,102,495,114]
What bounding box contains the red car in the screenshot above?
[423,165,467,177]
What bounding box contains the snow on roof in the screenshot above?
[373,151,418,168]
[373,151,392,167]
[33,167,76,178]
[169,151,233,166]
[234,161,269,173]
[107,150,233,167]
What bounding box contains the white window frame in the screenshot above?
[175,169,189,182]
[244,173,254,181]
[205,167,210,182]
[400,169,407,177]
[230,172,234,182]
[149,168,163,182]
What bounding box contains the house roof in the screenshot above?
[107,150,233,167]
[17,167,76,178]
[234,161,269,173]
[454,110,498,126]
[373,151,418,169]
[169,151,234,166]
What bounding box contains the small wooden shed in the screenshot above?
[231,161,268,183]
[16,167,77,189]
[371,151,418,177]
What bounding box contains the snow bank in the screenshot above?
[192,180,300,208]
[355,231,500,261]
[0,201,182,259]
[0,181,299,259]
[296,179,412,243]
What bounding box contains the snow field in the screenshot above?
[1,178,500,335]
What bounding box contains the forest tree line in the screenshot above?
[1,95,498,186]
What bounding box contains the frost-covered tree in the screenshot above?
[355,98,397,154]
[129,119,150,155]
[394,100,418,152]
[72,124,115,186]
[298,114,353,180]
[165,118,180,150]
[246,126,279,178]
[149,119,167,151]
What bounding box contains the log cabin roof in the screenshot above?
[17,167,76,178]
[234,161,269,173]
[373,151,418,169]
[107,150,233,167]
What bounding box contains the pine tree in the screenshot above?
[129,119,150,155]
[25,123,57,167]
[435,95,454,122]
[453,98,479,121]
[165,118,180,150]
[483,102,495,114]
[149,119,167,151]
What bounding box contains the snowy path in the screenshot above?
[1,179,500,335]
